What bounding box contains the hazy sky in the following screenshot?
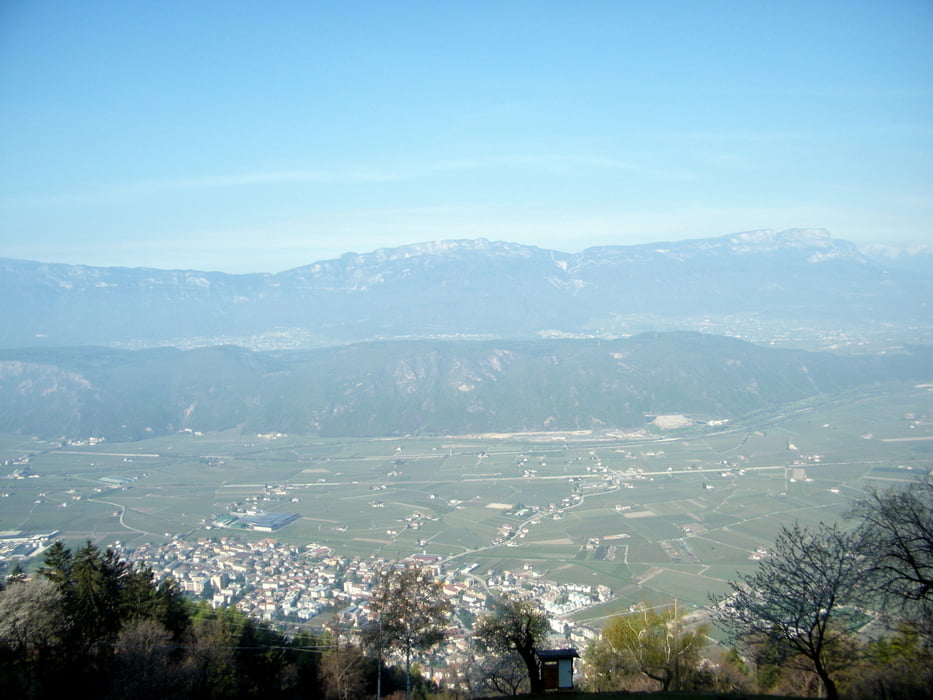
[1,1,931,272]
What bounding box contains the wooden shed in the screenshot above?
[536,648,579,691]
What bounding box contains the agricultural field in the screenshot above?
[2,381,931,619]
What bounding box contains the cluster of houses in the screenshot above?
[114,535,601,688]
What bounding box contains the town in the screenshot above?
[113,533,610,688]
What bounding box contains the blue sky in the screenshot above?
[1,1,931,272]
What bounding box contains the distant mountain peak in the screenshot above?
[729,228,832,245]
[1,228,928,349]
[345,238,542,262]
[286,238,547,276]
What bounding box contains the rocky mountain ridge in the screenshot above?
[1,229,930,349]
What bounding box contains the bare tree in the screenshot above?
[181,614,238,698]
[713,521,867,700]
[365,564,451,700]
[848,474,933,633]
[473,595,550,695]
[111,618,183,699]
[320,628,367,700]
[470,649,531,696]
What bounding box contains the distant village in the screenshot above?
[112,535,609,687]
[0,523,611,686]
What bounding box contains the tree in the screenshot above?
[586,602,707,692]
[182,605,239,698]
[234,614,292,697]
[472,651,531,696]
[287,629,326,698]
[13,540,323,698]
[713,521,867,700]
[365,564,451,700]
[848,474,933,634]
[69,540,127,655]
[38,540,73,585]
[182,600,297,698]
[33,540,192,696]
[838,624,933,700]
[460,643,532,697]
[0,577,69,696]
[34,540,127,693]
[742,628,859,697]
[110,618,184,700]
[473,595,550,695]
[320,628,368,700]
[5,563,27,586]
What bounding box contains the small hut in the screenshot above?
[536,648,579,691]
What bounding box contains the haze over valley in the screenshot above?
[1,232,930,613]
[2,215,932,700]
[2,3,932,696]
[1,229,931,441]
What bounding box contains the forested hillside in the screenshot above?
[0,333,930,440]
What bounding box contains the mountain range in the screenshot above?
[2,229,931,349]
[0,333,930,440]
[2,229,930,440]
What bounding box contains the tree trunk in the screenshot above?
[376,646,382,700]
[646,669,671,692]
[405,645,412,700]
[518,648,543,695]
[814,661,838,700]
